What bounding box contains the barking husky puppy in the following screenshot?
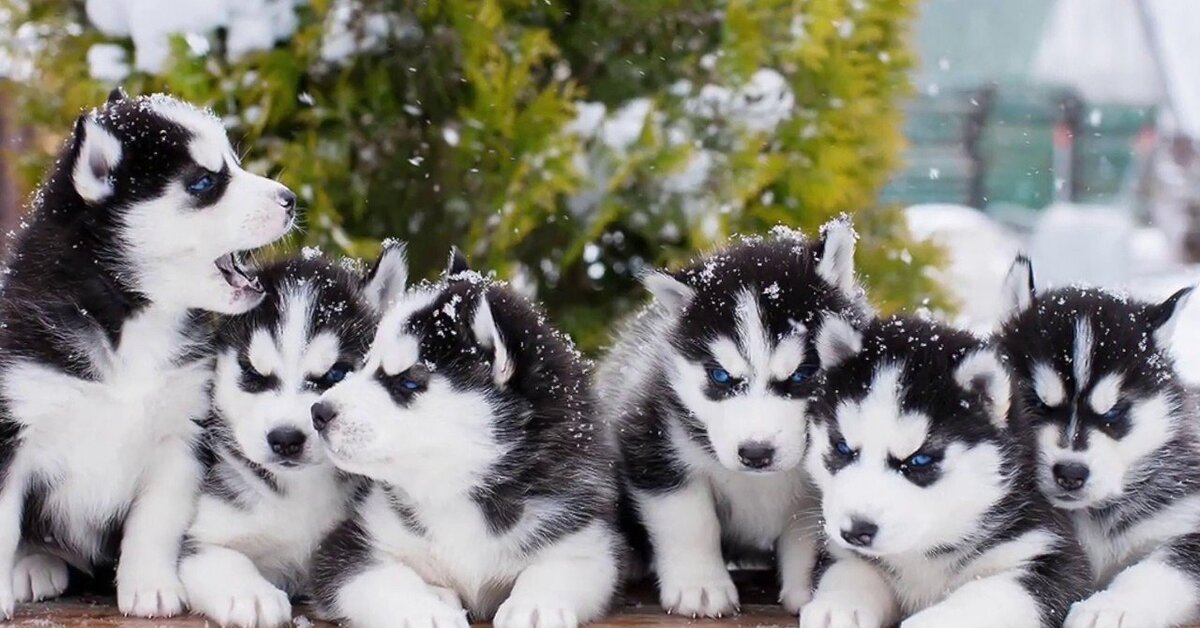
[180,248,406,628]
[999,256,1200,628]
[0,90,294,617]
[802,315,1088,628]
[599,220,868,617]
[308,252,623,628]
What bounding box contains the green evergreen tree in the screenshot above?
[0,0,945,351]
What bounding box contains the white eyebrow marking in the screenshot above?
[247,329,280,376]
[1088,373,1122,415]
[708,336,749,379]
[303,332,341,377]
[768,331,807,380]
[1032,363,1065,407]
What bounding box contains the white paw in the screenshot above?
[12,552,68,603]
[392,598,470,628]
[901,605,967,628]
[116,562,186,618]
[1064,594,1156,628]
[657,569,739,618]
[780,582,813,615]
[494,597,580,628]
[0,581,13,620]
[191,578,292,628]
[800,596,885,628]
[427,585,464,612]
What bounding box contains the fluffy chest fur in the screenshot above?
[878,528,1061,613]
[672,420,810,550]
[360,484,565,616]
[2,305,208,562]
[188,463,348,591]
[1076,494,1200,584]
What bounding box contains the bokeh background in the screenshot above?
[1,0,1197,358]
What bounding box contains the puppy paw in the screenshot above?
[116,562,186,618]
[901,605,970,628]
[0,581,14,620]
[800,597,885,628]
[780,582,813,615]
[12,552,68,603]
[191,577,292,628]
[1064,594,1156,628]
[494,597,579,628]
[393,598,470,628]
[658,568,739,618]
[427,585,465,612]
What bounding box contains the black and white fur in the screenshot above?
[599,220,868,617]
[999,256,1200,628]
[0,90,295,618]
[309,252,623,628]
[802,315,1088,628]
[180,249,405,627]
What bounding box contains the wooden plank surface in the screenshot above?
[5,573,795,627]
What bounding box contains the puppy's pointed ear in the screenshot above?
[1003,254,1036,315]
[446,247,470,277]
[363,241,408,312]
[71,115,122,204]
[815,315,863,370]
[107,87,126,103]
[955,349,1012,429]
[1150,286,1194,348]
[642,271,694,313]
[472,294,514,387]
[816,215,858,296]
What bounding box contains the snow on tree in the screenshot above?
[0,0,945,351]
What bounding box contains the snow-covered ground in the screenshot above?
[906,202,1200,384]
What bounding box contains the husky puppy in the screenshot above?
[180,248,406,628]
[599,220,868,617]
[308,252,623,628]
[802,315,1088,628]
[0,90,295,617]
[999,256,1200,628]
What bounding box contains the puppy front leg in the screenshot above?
[777,492,821,614]
[334,561,468,628]
[494,521,621,628]
[116,433,202,617]
[637,481,738,617]
[1065,534,1200,628]
[902,571,1041,628]
[801,553,898,628]
[0,462,26,618]
[179,543,291,628]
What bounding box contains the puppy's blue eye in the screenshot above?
[790,365,817,384]
[323,366,349,384]
[835,440,854,457]
[908,453,934,468]
[188,173,215,194]
[709,368,732,385]
[1102,406,1125,424]
[400,379,422,391]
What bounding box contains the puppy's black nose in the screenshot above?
[1053,462,1090,491]
[841,518,878,548]
[737,442,775,469]
[311,401,336,432]
[267,427,306,458]
[277,189,297,214]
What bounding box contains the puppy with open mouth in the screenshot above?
[0,90,295,618]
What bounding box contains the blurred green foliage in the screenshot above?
[1,0,946,351]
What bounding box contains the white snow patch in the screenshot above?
[86,43,129,83]
[905,203,1022,333]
